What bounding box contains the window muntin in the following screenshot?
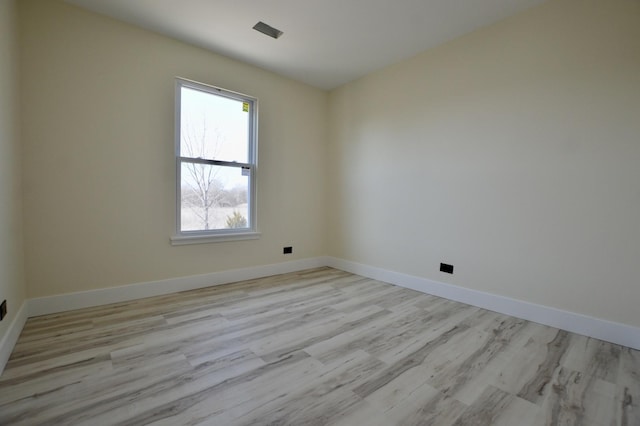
[175,78,257,241]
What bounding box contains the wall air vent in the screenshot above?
[253,21,283,39]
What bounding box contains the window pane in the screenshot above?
[180,162,250,231]
[180,87,250,163]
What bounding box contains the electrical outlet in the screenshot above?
[283,246,293,254]
[0,300,6,321]
[440,263,454,274]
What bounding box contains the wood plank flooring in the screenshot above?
[0,267,638,425]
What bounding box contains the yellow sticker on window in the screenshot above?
[242,102,249,112]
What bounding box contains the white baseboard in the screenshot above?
[326,256,640,351]
[29,257,329,317]
[10,253,640,374]
[0,300,28,375]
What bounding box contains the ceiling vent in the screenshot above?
[253,21,283,39]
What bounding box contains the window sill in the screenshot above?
[170,231,261,246]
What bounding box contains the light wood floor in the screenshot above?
[0,267,638,425]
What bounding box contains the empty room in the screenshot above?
[1,0,639,424]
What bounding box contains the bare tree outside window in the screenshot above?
[181,121,228,230]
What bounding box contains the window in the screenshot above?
[171,78,259,245]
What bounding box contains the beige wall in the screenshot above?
[14,0,640,332]
[328,0,640,327]
[19,0,328,298]
[0,0,26,338]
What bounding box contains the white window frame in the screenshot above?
[171,78,259,245]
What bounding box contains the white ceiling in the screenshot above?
[65,0,547,90]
